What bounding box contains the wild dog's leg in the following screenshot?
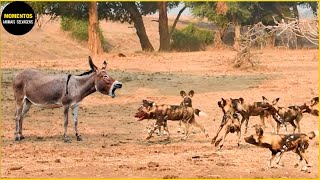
[259,114,266,128]
[295,115,303,133]
[63,105,71,143]
[218,127,229,149]
[212,115,226,144]
[177,121,184,134]
[275,152,284,166]
[295,150,309,172]
[162,118,170,140]
[289,120,297,134]
[146,118,163,140]
[267,115,276,133]
[181,121,191,140]
[269,150,278,168]
[240,114,249,134]
[236,129,241,147]
[190,119,209,138]
[276,122,281,134]
[71,104,82,141]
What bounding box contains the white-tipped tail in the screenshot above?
[314,130,319,137]
[199,111,208,117]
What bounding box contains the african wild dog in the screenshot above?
[212,112,241,149]
[135,100,209,140]
[177,90,199,134]
[301,97,319,116]
[265,98,309,134]
[244,126,317,172]
[232,96,277,134]
[211,98,241,145]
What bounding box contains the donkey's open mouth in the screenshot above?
[109,81,122,98]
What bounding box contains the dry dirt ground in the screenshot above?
[1,17,319,178]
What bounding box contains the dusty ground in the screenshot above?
[1,17,319,178]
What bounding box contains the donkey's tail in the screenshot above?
[195,109,208,117]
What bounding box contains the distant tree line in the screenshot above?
[28,1,318,55]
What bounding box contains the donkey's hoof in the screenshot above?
[15,136,22,141]
[76,135,83,141]
[64,137,71,143]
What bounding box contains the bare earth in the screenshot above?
[1,17,319,178]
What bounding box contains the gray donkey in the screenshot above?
[13,56,122,142]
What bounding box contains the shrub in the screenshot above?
[61,17,108,52]
[171,23,214,52]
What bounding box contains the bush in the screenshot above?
[171,24,214,52]
[61,17,108,52]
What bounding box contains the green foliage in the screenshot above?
[171,24,214,52]
[61,17,108,52]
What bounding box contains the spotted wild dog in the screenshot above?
[232,96,277,134]
[213,112,241,149]
[302,97,319,116]
[139,99,168,136]
[265,98,309,134]
[134,100,209,140]
[211,98,241,145]
[177,90,199,134]
[244,126,317,172]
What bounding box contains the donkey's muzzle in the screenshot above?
[109,81,122,98]
[114,82,122,89]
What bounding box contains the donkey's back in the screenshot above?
[13,69,67,107]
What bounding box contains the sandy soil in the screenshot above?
[1,17,319,178]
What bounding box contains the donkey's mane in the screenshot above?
[77,70,94,76]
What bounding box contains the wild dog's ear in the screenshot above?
[255,126,264,137]
[218,101,222,108]
[239,97,244,104]
[188,90,194,98]
[88,56,98,71]
[101,61,108,70]
[311,97,319,105]
[272,98,280,105]
[221,98,226,105]
[180,91,187,98]
[262,96,268,102]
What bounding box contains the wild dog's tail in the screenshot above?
[307,130,318,139]
[194,109,208,117]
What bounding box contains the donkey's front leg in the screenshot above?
[72,104,82,141]
[63,106,71,143]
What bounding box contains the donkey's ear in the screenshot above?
[180,91,186,98]
[88,56,98,71]
[188,90,194,98]
[101,61,108,70]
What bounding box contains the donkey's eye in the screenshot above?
[103,75,109,79]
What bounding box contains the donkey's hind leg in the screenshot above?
[63,106,71,143]
[71,104,82,141]
[14,98,31,141]
[19,99,32,139]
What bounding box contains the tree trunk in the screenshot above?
[88,1,103,56]
[233,22,241,50]
[158,2,170,51]
[122,2,154,52]
[169,5,186,38]
[292,3,302,49]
